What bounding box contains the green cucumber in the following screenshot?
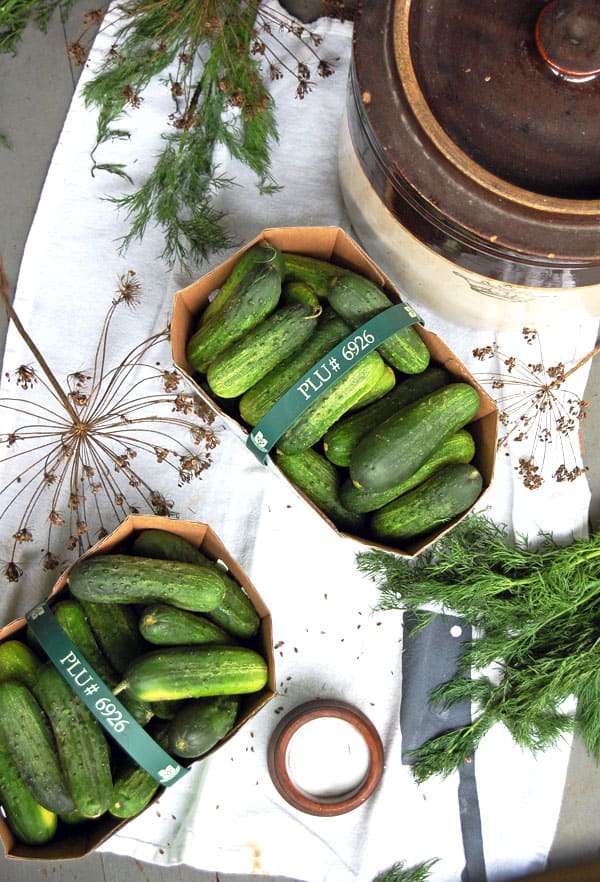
[328,272,430,374]
[120,645,269,702]
[78,599,146,674]
[34,664,112,819]
[281,279,323,313]
[206,303,319,399]
[139,603,235,646]
[238,308,350,426]
[69,554,226,613]
[186,260,283,373]
[350,382,481,493]
[168,695,240,759]
[322,366,450,467]
[277,350,387,455]
[0,680,74,815]
[201,242,283,326]
[0,742,57,845]
[0,639,41,689]
[370,462,484,542]
[53,599,119,687]
[131,530,260,640]
[281,252,346,298]
[348,364,396,411]
[109,720,170,819]
[275,447,365,533]
[340,429,476,513]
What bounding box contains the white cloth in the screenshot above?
[0,3,598,881]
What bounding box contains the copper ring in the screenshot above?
[267,699,384,817]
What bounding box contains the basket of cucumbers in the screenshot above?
[172,227,498,557]
[0,516,273,860]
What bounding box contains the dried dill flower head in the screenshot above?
[472,328,598,489]
[0,257,220,586]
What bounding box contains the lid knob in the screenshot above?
[535,0,600,80]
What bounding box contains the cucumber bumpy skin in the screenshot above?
[168,695,240,759]
[0,742,57,845]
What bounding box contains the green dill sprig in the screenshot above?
[372,858,439,882]
[0,0,75,55]
[357,514,600,782]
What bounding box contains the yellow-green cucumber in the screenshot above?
[340,429,476,513]
[275,447,365,533]
[206,303,319,398]
[0,679,74,815]
[34,664,112,819]
[0,639,41,689]
[238,308,350,426]
[0,741,57,845]
[186,260,283,373]
[168,695,240,759]
[52,598,153,726]
[139,603,235,646]
[281,279,323,313]
[281,251,346,298]
[200,242,283,326]
[347,364,396,411]
[350,382,481,493]
[370,462,484,542]
[119,645,269,702]
[109,720,170,819]
[69,554,226,613]
[78,598,146,674]
[131,529,260,639]
[322,366,451,467]
[277,350,387,455]
[327,272,430,374]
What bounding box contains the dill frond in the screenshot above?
[372,858,439,882]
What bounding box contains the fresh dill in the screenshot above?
[372,859,439,882]
[357,514,600,783]
[0,0,76,55]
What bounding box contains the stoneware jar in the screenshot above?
[339,0,600,330]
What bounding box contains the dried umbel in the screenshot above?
[0,256,219,586]
[472,328,599,490]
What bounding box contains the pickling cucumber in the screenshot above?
[0,741,57,845]
[200,242,283,326]
[340,429,476,513]
[131,529,260,639]
[206,303,319,398]
[322,366,450,468]
[0,639,40,690]
[79,598,146,674]
[347,363,396,411]
[350,382,481,493]
[327,272,430,374]
[120,645,269,702]
[109,720,170,819]
[69,554,226,613]
[168,695,240,759]
[370,462,484,542]
[281,251,346,298]
[139,603,235,646]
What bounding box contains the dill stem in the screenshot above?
[0,252,80,423]
[549,342,600,389]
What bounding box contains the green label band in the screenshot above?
[26,602,189,787]
[247,302,423,461]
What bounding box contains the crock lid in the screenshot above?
[349,0,600,284]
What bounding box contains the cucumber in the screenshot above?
[186,260,283,373]
[281,279,322,313]
[131,530,260,639]
[350,382,481,493]
[0,639,41,689]
[150,699,186,720]
[275,447,365,533]
[277,350,387,455]
[0,742,57,845]
[53,599,120,687]
[120,645,269,702]
[0,679,74,815]
[348,364,396,411]
[322,366,450,467]
[281,252,346,298]
[139,603,235,646]
[238,308,350,426]
[328,272,430,374]
[340,429,476,513]
[34,664,112,819]
[206,303,319,398]
[168,695,240,759]
[370,462,484,542]
[109,720,170,819]
[201,242,283,326]
[78,598,146,674]
[69,554,226,613]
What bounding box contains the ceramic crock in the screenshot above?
[338,0,600,330]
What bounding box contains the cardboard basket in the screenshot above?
[172,226,498,557]
[0,515,274,861]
